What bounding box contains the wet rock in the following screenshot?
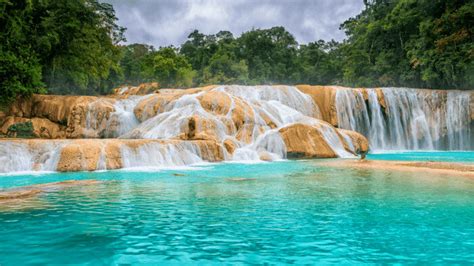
[336,128,369,156]
[279,123,338,158]
[0,116,66,138]
[113,82,160,96]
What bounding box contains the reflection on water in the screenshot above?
[0,161,473,264]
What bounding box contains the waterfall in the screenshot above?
[85,96,146,138]
[0,141,66,173]
[120,142,206,169]
[123,85,351,160]
[106,96,144,137]
[335,87,472,151]
[2,85,470,174]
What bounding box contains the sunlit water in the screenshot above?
[0,160,473,264]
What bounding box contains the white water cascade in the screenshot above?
[85,96,147,138]
[122,85,351,160]
[1,85,471,173]
[0,141,66,173]
[335,88,473,151]
[120,142,206,169]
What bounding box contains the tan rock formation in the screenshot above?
[198,90,232,115]
[279,123,338,158]
[0,138,225,172]
[337,128,369,155]
[133,89,201,122]
[6,94,117,138]
[66,98,116,138]
[223,139,236,154]
[56,140,103,172]
[0,116,66,138]
[296,85,339,125]
[113,82,160,95]
[104,140,123,169]
[296,85,388,127]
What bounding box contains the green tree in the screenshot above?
[119,43,155,84]
[150,47,196,88]
[340,0,473,89]
[298,40,343,85]
[0,0,45,104]
[237,27,299,84]
[32,0,126,94]
[203,50,249,84]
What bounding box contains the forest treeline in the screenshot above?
[1,0,472,103]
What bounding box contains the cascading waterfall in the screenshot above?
[0,141,66,173]
[120,142,206,169]
[8,84,468,173]
[335,87,472,150]
[86,96,146,138]
[1,85,355,173]
[106,96,144,137]
[123,85,350,161]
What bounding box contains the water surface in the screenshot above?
[367,151,474,163]
[0,161,473,264]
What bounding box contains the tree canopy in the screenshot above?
[1,0,472,104]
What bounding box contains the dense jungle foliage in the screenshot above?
[1,0,472,103]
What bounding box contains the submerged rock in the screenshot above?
[0,180,101,211]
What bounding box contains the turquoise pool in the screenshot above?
[1,160,473,264]
[367,151,474,163]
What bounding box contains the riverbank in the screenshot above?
[316,159,474,178]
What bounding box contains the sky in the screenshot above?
[104,0,365,48]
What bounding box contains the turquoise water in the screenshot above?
[1,161,474,264]
[367,151,474,163]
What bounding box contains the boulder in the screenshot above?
[56,140,103,172]
[279,123,338,158]
[336,128,369,156]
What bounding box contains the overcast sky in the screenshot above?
[104,0,365,48]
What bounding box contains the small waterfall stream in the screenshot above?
[0,141,66,173]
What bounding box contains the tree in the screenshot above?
[32,0,126,94]
[203,50,249,84]
[151,47,196,88]
[0,0,45,104]
[119,43,155,84]
[340,0,473,89]
[298,40,343,85]
[237,26,299,84]
[0,0,125,104]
